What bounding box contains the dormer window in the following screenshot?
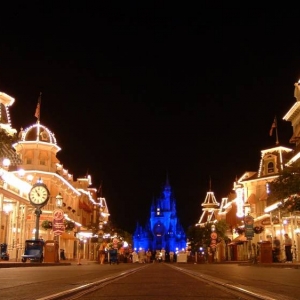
[262,153,277,176]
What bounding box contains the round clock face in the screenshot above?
[29,183,50,207]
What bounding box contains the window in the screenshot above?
[267,162,274,173]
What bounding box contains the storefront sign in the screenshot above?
[244,214,254,240]
[261,217,279,225]
[210,232,217,249]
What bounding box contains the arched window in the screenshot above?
[267,162,274,173]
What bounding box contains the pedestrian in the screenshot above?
[138,249,146,263]
[146,249,152,263]
[77,240,83,265]
[60,249,66,260]
[284,233,293,263]
[161,248,166,262]
[169,251,174,263]
[272,237,280,262]
[131,250,139,263]
[99,241,107,264]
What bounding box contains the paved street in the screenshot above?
[1,261,300,299]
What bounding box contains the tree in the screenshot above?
[187,219,229,253]
[268,166,300,203]
[268,165,300,213]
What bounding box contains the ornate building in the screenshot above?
[133,177,186,252]
[0,92,109,261]
[204,80,300,262]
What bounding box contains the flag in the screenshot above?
[34,93,42,119]
[98,181,103,196]
[269,117,276,136]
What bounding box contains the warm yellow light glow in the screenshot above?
[26,174,33,182]
[236,188,244,218]
[2,158,10,168]
[3,203,13,214]
[264,201,282,213]
[18,169,25,177]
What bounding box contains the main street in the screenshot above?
[0,262,299,299]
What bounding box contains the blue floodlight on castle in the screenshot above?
[133,175,186,252]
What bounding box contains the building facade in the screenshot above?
[206,81,300,262]
[0,92,109,261]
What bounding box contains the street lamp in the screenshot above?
[55,193,63,208]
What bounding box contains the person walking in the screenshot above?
[77,240,83,265]
[146,249,152,263]
[99,241,107,264]
[284,233,293,262]
[161,248,166,262]
[272,237,280,262]
[169,251,174,263]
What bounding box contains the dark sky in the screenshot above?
[1,4,300,233]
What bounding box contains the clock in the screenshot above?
[29,183,50,207]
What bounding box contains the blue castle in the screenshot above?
[133,176,186,252]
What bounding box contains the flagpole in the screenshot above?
[269,116,279,146]
[275,116,279,145]
[35,92,42,142]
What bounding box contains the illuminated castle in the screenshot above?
[132,176,186,252]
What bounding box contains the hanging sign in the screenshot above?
[244,214,254,240]
[210,232,218,249]
[53,208,65,236]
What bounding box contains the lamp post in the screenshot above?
[56,193,63,208]
[54,192,63,262]
[34,208,42,240]
[210,224,217,263]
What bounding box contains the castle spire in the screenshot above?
[165,170,170,188]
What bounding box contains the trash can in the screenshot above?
[44,240,59,263]
[259,241,272,263]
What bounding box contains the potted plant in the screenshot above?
[253,226,264,234]
[41,220,53,230]
[234,227,245,235]
[64,220,75,232]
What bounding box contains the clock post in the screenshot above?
[34,208,42,240]
[28,181,50,240]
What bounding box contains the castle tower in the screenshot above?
[133,176,186,252]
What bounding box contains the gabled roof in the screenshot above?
[196,190,220,226]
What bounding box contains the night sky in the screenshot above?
[1,4,299,233]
